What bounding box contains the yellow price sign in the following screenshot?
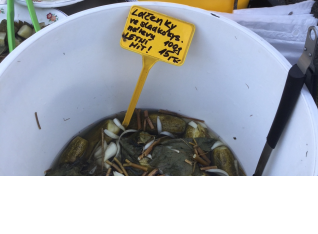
[121,6,195,65]
[121,6,195,127]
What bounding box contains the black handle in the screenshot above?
[267,64,306,149]
[305,69,317,100]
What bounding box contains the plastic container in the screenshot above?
[237,0,250,9]
[0,2,317,176]
[137,0,234,12]
[137,0,250,12]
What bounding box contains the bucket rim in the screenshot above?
[0,1,317,175]
[0,1,292,76]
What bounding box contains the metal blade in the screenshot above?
[297,26,318,74]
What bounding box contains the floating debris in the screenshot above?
[106,168,112,176]
[113,171,124,176]
[188,121,198,129]
[46,110,245,176]
[136,109,142,130]
[104,142,117,162]
[104,129,119,139]
[160,131,175,138]
[213,146,244,176]
[104,119,121,139]
[35,112,41,130]
[105,160,123,174]
[211,141,224,151]
[144,110,155,130]
[184,121,207,138]
[113,118,125,131]
[200,166,218,171]
[158,109,205,123]
[157,116,162,134]
[148,168,159,176]
[144,139,155,151]
[185,159,193,166]
[114,158,128,176]
[124,159,148,172]
[58,136,88,164]
[205,169,229,176]
[89,166,97,175]
[170,149,180,153]
[0,19,48,63]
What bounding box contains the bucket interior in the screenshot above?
[0,2,317,175]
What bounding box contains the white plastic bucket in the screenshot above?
[0,2,317,176]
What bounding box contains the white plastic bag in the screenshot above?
[218,1,317,65]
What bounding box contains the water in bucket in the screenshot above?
[46,109,246,176]
[0,2,317,176]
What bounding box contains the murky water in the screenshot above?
[46,109,245,176]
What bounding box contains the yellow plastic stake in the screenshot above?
[121,6,195,127]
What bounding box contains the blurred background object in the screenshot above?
[57,0,248,14]
[58,0,119,15]
[43,0,318,105]
[249,0,307,7]
[128,0,248,13]
[57,0,316,15]
[220,1,317,65]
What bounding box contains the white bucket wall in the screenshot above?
[0,2,317,175]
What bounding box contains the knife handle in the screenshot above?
[267,64,306,149]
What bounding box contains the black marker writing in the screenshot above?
[138,28,154,41]
[127,25,155,41]
[129,42,140,49]
[123,32,149,45]
[124,8,189,64]
[158,48,175,57]
[129,42,148,51]
[127,25,140,33]
[130,18,139,25]
[132,9,163,26]
[164,20,177,32]
[138,20,180,42]
[167,56,181,64]
[163,40,182,55]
